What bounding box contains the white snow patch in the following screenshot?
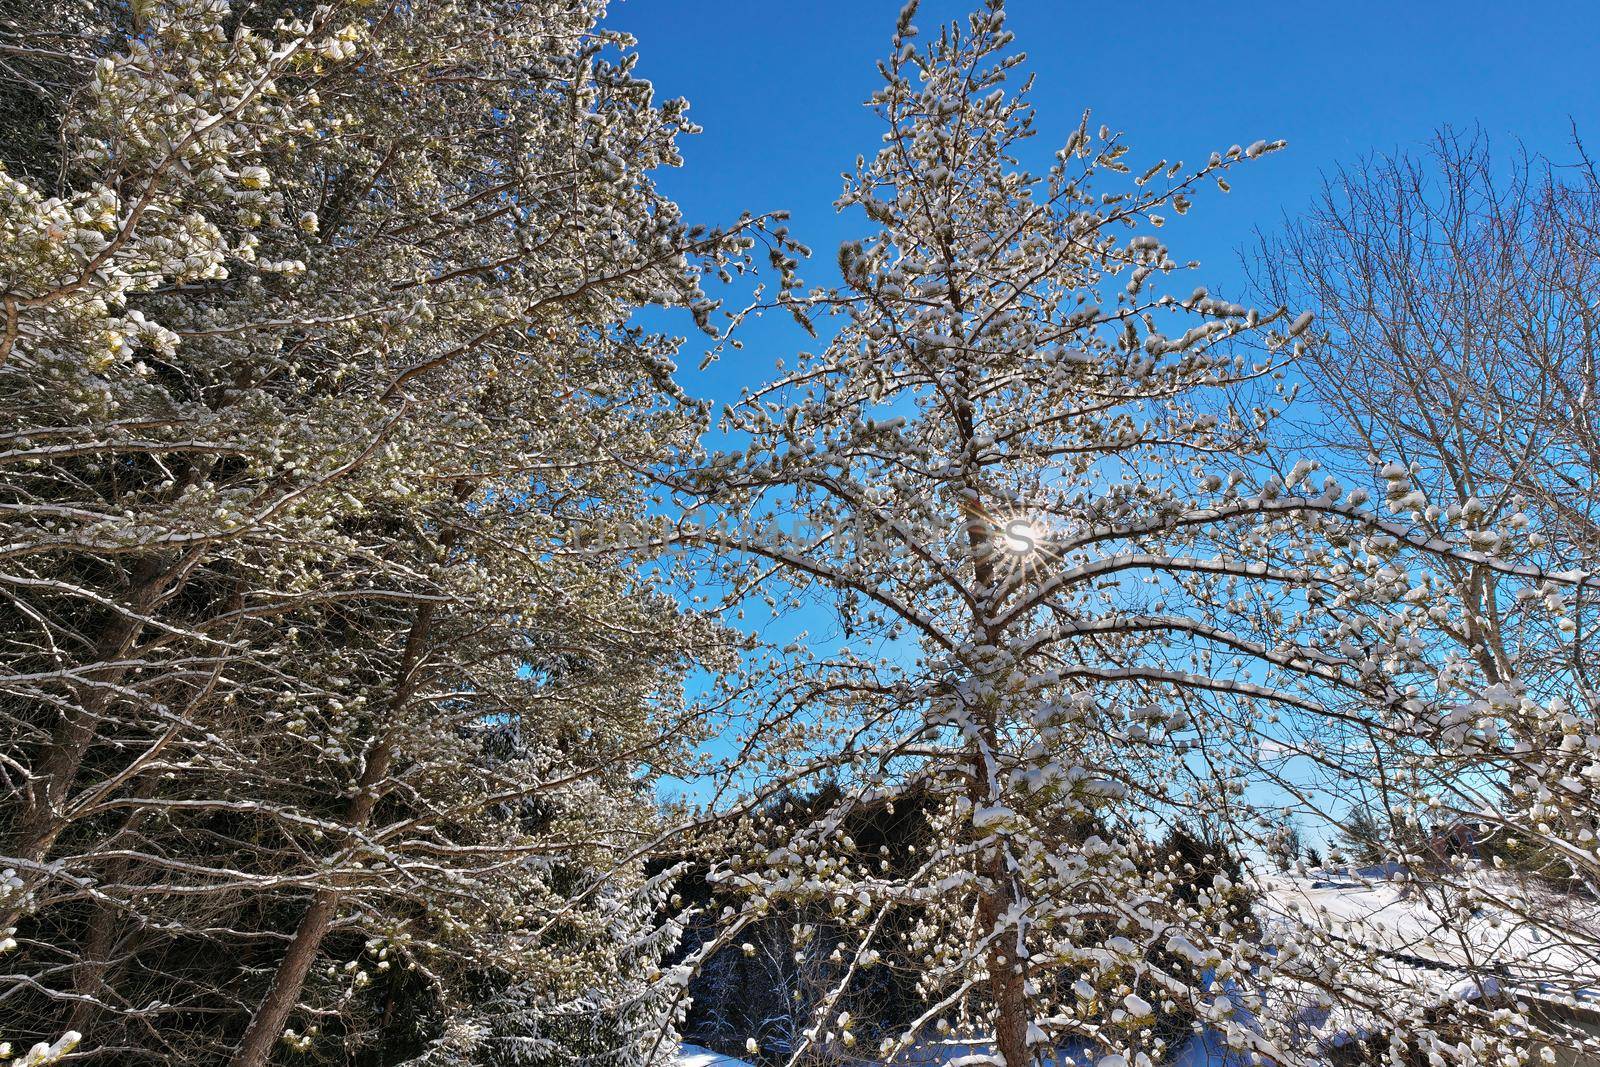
[674,1044,753,1067]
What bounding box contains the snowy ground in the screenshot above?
[673,1044,1098,1066]
[1256,864,1600,1052]
[674,1043,1214,1067]
[1261,864,1600,1000]
[675,1044,753,1067]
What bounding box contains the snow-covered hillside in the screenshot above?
[1256,865,1600,1054]
[1263,864,1600,996]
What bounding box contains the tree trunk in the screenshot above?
[982,877,1032,1067]
[64,770,164,1042]
[228,596,437,1067]
[229,888,344,1067]
[5,556,172,931]
[968,693,1031,1067]
[947,316,1032,1066]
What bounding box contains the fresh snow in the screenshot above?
[674,1045,753,1067]
[1256,865,1600,1049]
[1170,1029,1251,1067]
[1262,865,1600,994]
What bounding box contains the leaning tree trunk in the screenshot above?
[5,555,174,931]
[228,595,438,1067]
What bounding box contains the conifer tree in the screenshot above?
[0,0,788,1061]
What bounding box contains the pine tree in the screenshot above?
[0,0,790,1060]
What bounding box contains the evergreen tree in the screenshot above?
[0,0,789,1061]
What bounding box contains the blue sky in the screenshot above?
[612,0,1600,406]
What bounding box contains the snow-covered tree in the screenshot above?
[673,5,1595,1065]
[0,0,790,1061]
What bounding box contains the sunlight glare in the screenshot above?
[999,517,1043,556]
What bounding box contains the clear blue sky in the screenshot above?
[612,0,1600,404]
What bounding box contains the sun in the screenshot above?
[999,517,1044,557]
